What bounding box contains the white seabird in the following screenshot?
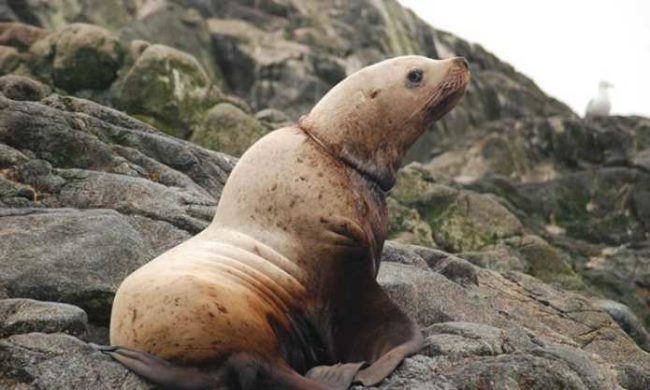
[585,81,613,118]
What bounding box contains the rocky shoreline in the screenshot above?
[1,0,650,388]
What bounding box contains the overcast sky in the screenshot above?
[399,0,650,117]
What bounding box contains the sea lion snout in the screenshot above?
[421,56,470,124]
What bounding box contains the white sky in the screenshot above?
[399,0,650,117]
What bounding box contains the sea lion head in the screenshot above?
[299,55,469,191]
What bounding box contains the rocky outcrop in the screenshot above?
[29,23,123,92]
[1,237,649,389]
[371,248,650,389]
[1,0,649,388]
[0,299,87,338]
[0,19,261,154]
[0,86,235,324]
[0,333,152,389]
[113,43,217,138]
[1,78,648,387]
[190,102,269,156]
[0,0,572,162]
[383,117,650,331]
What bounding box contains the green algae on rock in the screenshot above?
[387,197,435,248]
[114,44,218,139]
[190,102,268,156]
[29,23,123,92]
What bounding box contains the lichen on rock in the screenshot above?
[29,23,123,92]
[190,102,268,156]
[114,44,218,139]
[1,1,650,388]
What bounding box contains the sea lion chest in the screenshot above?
[213,127,388,299]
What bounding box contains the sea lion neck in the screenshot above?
[297,121,392,192]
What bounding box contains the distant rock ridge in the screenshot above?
[1,0,572,162]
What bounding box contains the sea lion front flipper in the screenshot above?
[305,361,366,390]
[329,281,424,387]
[354,338,422,386]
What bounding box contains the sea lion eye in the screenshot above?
[406,69,423,85]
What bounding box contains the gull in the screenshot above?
[585,81,613,118]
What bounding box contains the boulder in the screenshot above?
[29,23,123,91]
[0,74,49,100]
[0,22,48,50]
[374,244,650,389]
[190,102,268,156]
[255,108,293,130]
[0,208,159,324]
[0,299,87,338]
[0,93,236,324]
[386,197,436,248]
[0,45,19,74]
[431,191,523,253]
[114,44,218,138]
[0,333,151,389]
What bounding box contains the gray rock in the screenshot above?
[29,23,123,91]
[387,197,436,248]
[0,2,17,22]
[442,350,612,390]
[377,262,493,327]
[255,108,293,130]
[1,93,235,199]
[353,355,457,389]
[634,148,650,172]
[119,4,223,82]
[376,245,650,388]
[114,43,218,138]
[0,299,87,338]
[190,102,268,156]
[0,144,28,168]
[0,22,48,51]
[0,333,151,389]
[0,45,19,75]
[0,208,154,324]
[381,241,429,269]
[422,322,512,357]
[596,299,650,352]
[0,94,236,325]
[0,75,49,101]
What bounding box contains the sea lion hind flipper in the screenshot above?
[305,361,366,390]
[93,345,333,390]
[93,344,214,390]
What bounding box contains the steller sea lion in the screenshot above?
[98,55,470,389]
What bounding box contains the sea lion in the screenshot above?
[101,55,470,389]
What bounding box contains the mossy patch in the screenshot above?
[29,24,123,92]
[189,103,268,156]
[431,192,523,253]
[387,197,435,247]
[114,44,218,139]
